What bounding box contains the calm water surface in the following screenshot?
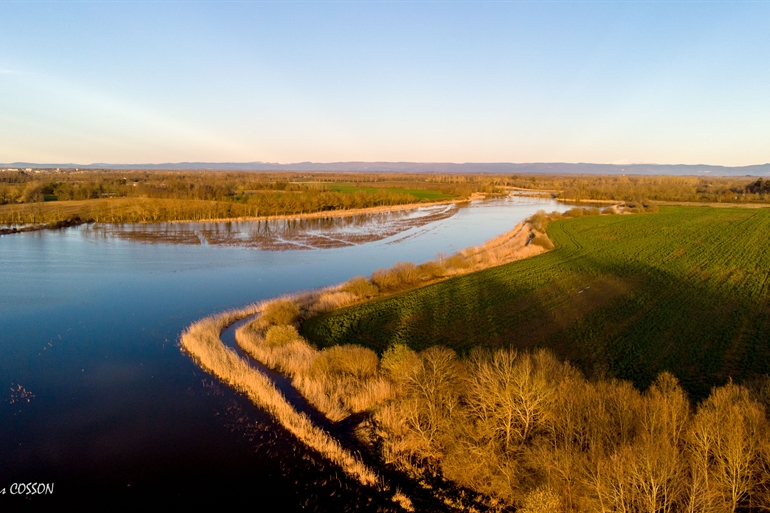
[0,196,568,506]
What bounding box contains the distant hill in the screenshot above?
[3,161,769,176]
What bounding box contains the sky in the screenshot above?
[0,1,768,166]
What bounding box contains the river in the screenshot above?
[0,195,569,506]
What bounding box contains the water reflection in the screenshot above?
[85,204,459,250]
[0,194,571,505]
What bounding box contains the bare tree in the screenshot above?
[687,382,768,512]
[465,348,557,450]
[397,346,464,460]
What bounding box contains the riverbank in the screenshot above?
[177,210,565,508]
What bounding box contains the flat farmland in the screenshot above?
[302,206,770,399]
[324,183,455,201]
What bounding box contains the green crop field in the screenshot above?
[302,206,770,399]
[325,183,455,201]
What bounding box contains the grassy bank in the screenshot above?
[303,206,770,400]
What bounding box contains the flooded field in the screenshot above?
[86,204,459,250]
[0,195,569,506]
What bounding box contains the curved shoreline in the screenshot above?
[179,200,661,511]
[178,203,646,510]
[177,213,555,500]
[179,302,382,488]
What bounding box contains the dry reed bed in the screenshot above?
[236,321,394,422]
[448,220,547,272]
[178,303,379,487]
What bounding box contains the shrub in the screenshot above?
[443,253,471,271]
[390,262,419,288]
[370,268,392,290]
[416,260,446,280]
[265,325,301,347]
[372,262,420,292]
[584,206,601,216]
[529,210,551,231]
[563,207,585,218]
[341,276,379,298]
[530,234,554,250]
[381,344,420,384]
[261,299,300,326]
[644,203,659,213]
[310,291,358,313]
[310,345,379,379]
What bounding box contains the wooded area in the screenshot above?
[3,170,769,229]
[0,170,491,227]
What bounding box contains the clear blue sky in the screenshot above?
[1,1,768,166]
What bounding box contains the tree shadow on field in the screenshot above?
[305,247,770,402]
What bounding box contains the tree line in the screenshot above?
[3,171,770,207]
[0,169,489,205]
[500,175,770,204]
[0,170,500,227]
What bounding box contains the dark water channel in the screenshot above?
[0,196,569,506]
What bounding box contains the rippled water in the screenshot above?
[0,195,569,505]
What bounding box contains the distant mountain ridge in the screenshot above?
[3,161,769,176]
